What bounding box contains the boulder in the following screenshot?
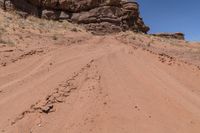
[42,10,70,20]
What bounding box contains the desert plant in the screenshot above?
[0,37,15,46]
[52,35,58,40]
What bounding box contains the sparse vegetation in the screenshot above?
[71,27,78,32]
[0,27,6,34]
[147,40,154,47]
[52,35,58,40]
[0,38,15,46]
[0,38,7,44]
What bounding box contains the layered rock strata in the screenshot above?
[152,33,185,40]
[0,0,150,33]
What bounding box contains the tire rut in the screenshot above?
[0,48,47,67]
[10,59,101,126]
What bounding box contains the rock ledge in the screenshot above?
[151,32,185,40]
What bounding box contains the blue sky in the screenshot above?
[136,0,200,41]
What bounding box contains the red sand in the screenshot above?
[1,10,200,133]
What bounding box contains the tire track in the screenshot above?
[0,56,51,91]
[10,59,101,127]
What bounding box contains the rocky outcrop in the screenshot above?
[28,0,122,12]
[152,33,185,40]
[0,0,149,34]
[0,0,40,15]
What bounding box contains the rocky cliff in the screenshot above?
[152,32,185,40]
[0,0,149,34]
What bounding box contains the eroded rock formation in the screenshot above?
[0,0,149,34]
[152,33,185,40]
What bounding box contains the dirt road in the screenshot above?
[0,35,200,133]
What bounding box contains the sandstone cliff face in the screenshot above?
[0,0,149,34]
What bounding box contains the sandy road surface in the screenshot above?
[0,35,200,133]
